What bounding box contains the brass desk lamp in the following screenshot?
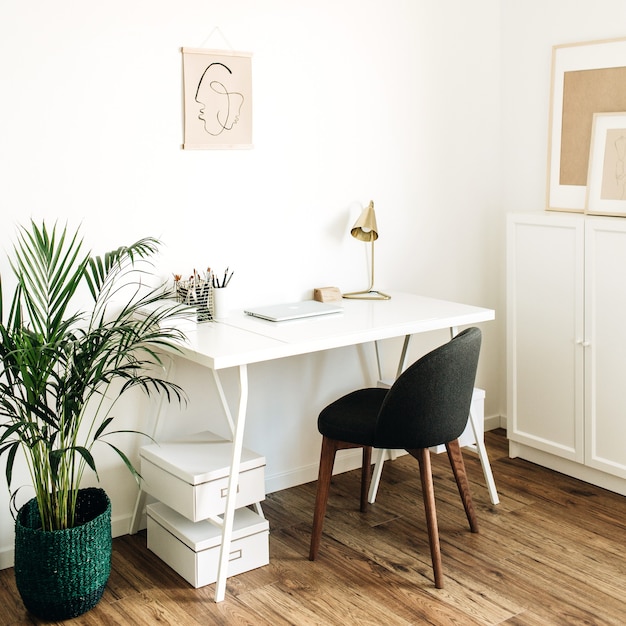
[343,200,391,300]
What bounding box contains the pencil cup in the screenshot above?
[212,288,230,319]
[196,287,214,322]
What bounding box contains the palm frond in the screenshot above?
[0,221,188,530]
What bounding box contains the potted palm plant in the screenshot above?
[0,220,187,620]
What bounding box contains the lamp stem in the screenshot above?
[343,239,391,300]
[370,238,375,291]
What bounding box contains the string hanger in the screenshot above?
[198,26,235,51]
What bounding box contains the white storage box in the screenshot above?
[140,431,266,522]
[147,502,269,588]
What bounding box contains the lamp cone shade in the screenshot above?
[350,201,378,242]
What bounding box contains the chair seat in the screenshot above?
[318,387,388,445]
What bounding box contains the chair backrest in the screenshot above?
[372,327,482,450]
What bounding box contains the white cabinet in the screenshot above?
[584,218,626,479]
[507,212,626,495]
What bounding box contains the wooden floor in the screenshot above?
[2,429,626,625]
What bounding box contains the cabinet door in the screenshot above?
[507,213,584,461]
[585,218,626,478]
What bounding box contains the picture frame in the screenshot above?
[547,37,626,212]
[181,47,253,150]
[586,112,626,216]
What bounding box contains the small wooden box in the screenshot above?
[140,431,266,522]
[147,502,269,588]
[313,286,343,303]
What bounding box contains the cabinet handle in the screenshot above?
[576,339,591,347]
[229,549,243,562]
[220,485,240,498]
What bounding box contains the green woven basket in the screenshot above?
[14,487,112,620]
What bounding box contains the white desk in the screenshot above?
[132,292,495,602]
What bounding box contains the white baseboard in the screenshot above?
[509,440,626,497]
[485,414,506,431]
[0,549,13,571]
[265,448,365,495]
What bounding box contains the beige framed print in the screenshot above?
[181,47,252,150]
[586,112,626,216]
[547,37,626,212]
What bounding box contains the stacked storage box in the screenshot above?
[140,431,268,588]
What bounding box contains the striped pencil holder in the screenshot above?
[175,281,215,322]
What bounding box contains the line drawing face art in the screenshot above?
[587,113,626,215]
[613,134,626,199]
[600,128,626,201]
[195,62,244,136]
[182,48,252,149]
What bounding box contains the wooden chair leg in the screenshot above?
[411,448,444,589]
[360,446,372,512]
[309,436,340,560]
[446,439,479,533]
[310,437,369,560]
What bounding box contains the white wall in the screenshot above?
[0,0,504,567]
[500,0,626,214]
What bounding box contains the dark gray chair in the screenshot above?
[308,327,482,588]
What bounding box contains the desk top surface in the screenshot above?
[169,292,495,370]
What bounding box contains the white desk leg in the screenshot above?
[467,406,500,505]
[450,326,499,504]
[129,483,147,535]
[368,448,386,503]
[209,367,264,526]
[214,364,249,603]
[368,335,412,503]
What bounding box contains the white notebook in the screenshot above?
[244,300,343,322]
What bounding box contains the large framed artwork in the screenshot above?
[586,112,626,216]
[547,37,626,212]
[181,47,253,150]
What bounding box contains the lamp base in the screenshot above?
[342,289,391,300]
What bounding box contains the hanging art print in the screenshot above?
[181,48,252,149]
